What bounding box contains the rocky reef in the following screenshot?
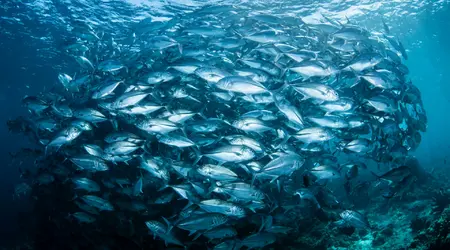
[288,184,450,249]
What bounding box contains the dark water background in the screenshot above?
[0,0,449,246]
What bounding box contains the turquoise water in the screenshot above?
[406,6,450,168]
[0,0,449,248]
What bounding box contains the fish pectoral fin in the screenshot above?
[216,161,226,166]
[251,173,259,186]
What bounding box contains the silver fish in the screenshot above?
[70,155,109,172]
[199,199,246,218]
[72,177,100,192]
[292,83,339,101]
[203,145,256,163]
[197,164,239,182]
[216,76,269,95]
[293,127,335,144]
[80,195,114,211]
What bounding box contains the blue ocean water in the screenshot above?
[0,0,449,248]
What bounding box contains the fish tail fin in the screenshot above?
[192,232,202,241]
[331,145,342,155]
[257,217,266,233]
[206,181,219,196]
[192,148,203,166]
[237,163,251,174]
[274,53,283,63]
[44,146,49,156]
[161,216,174,233]
[273,129,291,150]
[157,184,170,192]
[345,15,351,24]
[381,18,390,34]
[230,28,243,39]
[187,230,197,237]
[197,105,208,119]
[212,136,224,146]
[349,68,361,84]
[233,239,242,250]
[65,213,74,221]
[70,194,78,201]
[270,81,289,97]
[205,188,214,197]
[251,172,258,186]
[262,214,274,232]
[279,67,289,79]
[142,141,152,155]
[182,201,195,211]
[177,43,183,55]
[369,171,384,184]
[110,119,119,131]
[269,175,279,184]
[188,96,202,103]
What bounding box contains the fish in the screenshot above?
[175,213,228,234]
[197,165,239,182]
[289,61,338,79]
[254,153,306,183]
[74,109,108,123]
[197,225,237,240]
[199,145,256,164]
[232,117,274,134]
[136,118,181,134]
[212,182,265,201]
[46,126,83,153]
[139,155,170,183]
[145,220,184,247]
[80,195,114,211]
[156,133,196,148]
[291,83,339,101]
[104,132,144,144]
[104,141,141,155]
[295,188,321,209]
[70,212,96,223]
[342,139,373,153]
[310,165,341,180]
[112,91,149,109]
[72,177,101,192]
[222,135,265,154]
[92,80,122,99]
[98,59,125,73]
[307,115,348,129]
[75,56,94,70]
[133,176,143,196]
[70,155,109,172]
[58,73,72,89]
[273,94,305,128]
[239,232,276,249]
[195,67,232,83]
[216,76,269,95]
[144,71,176,85]
[339,210,370,229]
[198,199,246,218]
[293,127,335,144]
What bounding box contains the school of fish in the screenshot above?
[10,4,427,249]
